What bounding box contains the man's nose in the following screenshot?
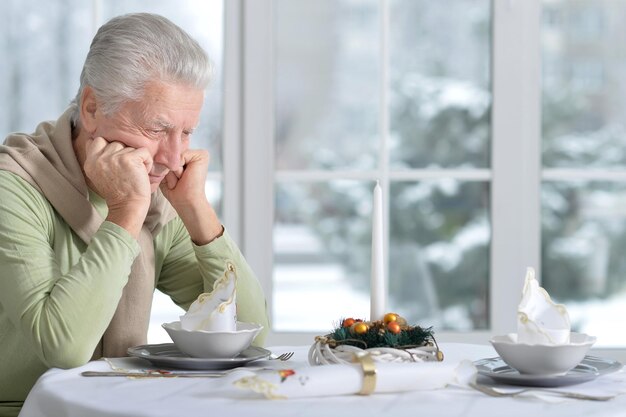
[154,133,184,171]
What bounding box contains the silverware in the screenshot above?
[82,371,227,378]
[271,352,294,361]
[470,383,616,401]
[82,365,283,378]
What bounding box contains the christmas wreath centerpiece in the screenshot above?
[308,313,443,365]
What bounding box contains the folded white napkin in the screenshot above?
[180,266,237,332]
[233,360,476,399]
[517,267,570,344]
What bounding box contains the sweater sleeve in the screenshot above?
[155,218,270,345]
[0,172,140,368]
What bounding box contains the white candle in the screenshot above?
[370,181,386,321]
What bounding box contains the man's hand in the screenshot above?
[160,149,223,245]
[84,137,153,238]
[159,149,209,207]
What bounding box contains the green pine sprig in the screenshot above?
[327,320,435,349]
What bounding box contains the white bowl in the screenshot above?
[490,332,596,376]
[162,321,263,358]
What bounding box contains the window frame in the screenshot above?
[229,0,626,360]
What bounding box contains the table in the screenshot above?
[19,343,626,417]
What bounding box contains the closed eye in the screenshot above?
[144,128,168,139]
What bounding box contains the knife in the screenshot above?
[81,365,280,378]
[82,370,232,378]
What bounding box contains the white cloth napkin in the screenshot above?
[233,360,476,399]
[180,266,237,332]
[517,267,570,344]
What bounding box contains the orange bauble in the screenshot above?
[383,313,398,324]
[387,321,401,334]
[342,318,355,328]
[353,322,369,334]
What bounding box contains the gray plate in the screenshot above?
[474,355,622,387]
[127,343,271,370]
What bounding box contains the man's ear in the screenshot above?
[80,86,98,134]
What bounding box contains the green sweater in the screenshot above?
[0,171,269,417]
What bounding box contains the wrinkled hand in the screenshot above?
[84,137,153,235]
[159,149,209,209]
[160,149,223,244]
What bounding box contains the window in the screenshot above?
[242,0,626,352]
[541,0,626,347]
[272,0,492,332]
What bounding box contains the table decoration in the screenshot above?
[486,267,598,378]
[180,262,237,332]
[233,357,475,399]
[308,313,443,365]
[370,181,386,321]
[160,262,264,358]
[517,266,570,345]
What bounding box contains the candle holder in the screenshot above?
[308,314,443,365]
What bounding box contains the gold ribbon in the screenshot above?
[353,352,377,395]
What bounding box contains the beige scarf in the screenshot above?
[0,107,177,358]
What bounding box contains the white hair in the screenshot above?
[70,13,212,124]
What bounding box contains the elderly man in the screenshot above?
[0,13,269,416]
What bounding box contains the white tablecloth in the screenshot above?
[19,343,626,417]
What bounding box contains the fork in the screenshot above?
[470,383,615,401]
[270,352,294,361]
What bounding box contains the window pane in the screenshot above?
[273,181,373,331]
[542,1,626,168]
[542,182,626,347]
[0,1,90,133]
[204,179,223,218]
[542,0,626,348]
[275,0,379,171]
[274,1,493,333]
[389,0,491,169]
[389,181,490,330]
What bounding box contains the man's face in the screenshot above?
[91,80,204,192]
